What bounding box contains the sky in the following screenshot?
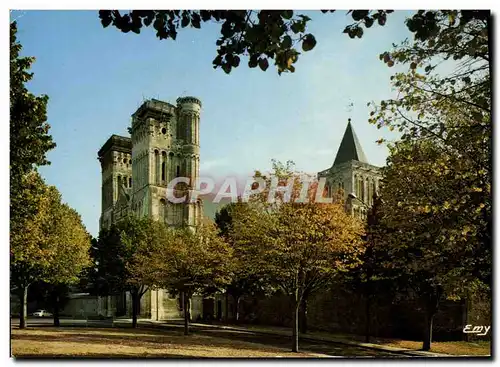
[13,10,413,236]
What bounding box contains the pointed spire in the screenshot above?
[332,118,368,166]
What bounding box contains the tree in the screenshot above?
[215,202,274,322]
[11,173,57,328]
[231,184,364,352]
[368,10,490,350]
[156,222,233,335]
[27,281,71,325]
[10,20,57,329]
[43,202,91,326]
[10,174,90,328]
[10,21,55,219]
[343,193,384,342]
[91,215,169,328]
[378,139,489,351]
[98,10,394,74]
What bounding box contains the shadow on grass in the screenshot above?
[11,326,394,357]
[14,354,197,359]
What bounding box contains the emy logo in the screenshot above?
[462,324,491,336]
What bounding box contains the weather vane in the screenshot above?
[346,100,354,122]
[346,101,354,114]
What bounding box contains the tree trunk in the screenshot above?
[53,293,60,327]
[291,291,299,353]
[365,295,371,343]
[19,286,28,329]
[422,287,441,351]
[235,296,241,323]
[183,291,189,335]
[299,297,308,334]
[422,310,435,351]
[131,292,139,328]
[462,297,469,342]
[224,293,229,323]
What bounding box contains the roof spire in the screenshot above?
[332,117,368,166]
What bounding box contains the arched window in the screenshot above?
[162,152,167,183]
[123,176,128,188]
[154,150,160,184]
[176,165,180,178]
[359,178,364,201]
[365,177,369,204]
[129,177,132,188]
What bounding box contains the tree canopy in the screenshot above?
[368,9,490,351]
[10,21,55,187]
[11,173,91,328]
[226,160,364,352]
[91,215,170,327]
[98,10,489,75]
[98,10,396,74]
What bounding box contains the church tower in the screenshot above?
[98,135,133,231]
[129,97,202,227]
[318,118,382,219]
[97,96,204,320]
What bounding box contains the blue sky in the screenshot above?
[13,10,412,236]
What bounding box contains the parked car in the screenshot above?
[32,309,52,318]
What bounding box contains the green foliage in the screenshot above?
[98,10,393,74]
[232,200,364,301]
[227,160,364,352]
[215,202,274,302]
[10,21,55,189]
[370,9,491,292]
[10,22,57,281]
[369,11,491,349]
[378,140,489,300]
[45,202,92,286]
[11,173,91,288]
[90,215,172,326]
[92,215,232,306]
[214,202,237,238]
[156,222,234,296]
[91,215,168,296]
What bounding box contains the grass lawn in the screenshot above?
[303,330,491,356]
[10,326,326,358]
[369,338,491,356]
[216,323,491,356]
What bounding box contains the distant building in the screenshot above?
[83,106,383,321]
[94,97,212,321]
[318,118,383,219]
[98,97,203,232]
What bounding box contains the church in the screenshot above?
[318,118,382,219]
[85,97,382,320]
[95,96,206,320]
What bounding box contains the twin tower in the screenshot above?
[98,97,203,231]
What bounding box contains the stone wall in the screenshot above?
[238,286,491,342]
[63,296,99,318]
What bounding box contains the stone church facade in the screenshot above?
[96,97,207,320]
[91,112,383,320]
[318,118,383,219]
[98,97,203,231]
